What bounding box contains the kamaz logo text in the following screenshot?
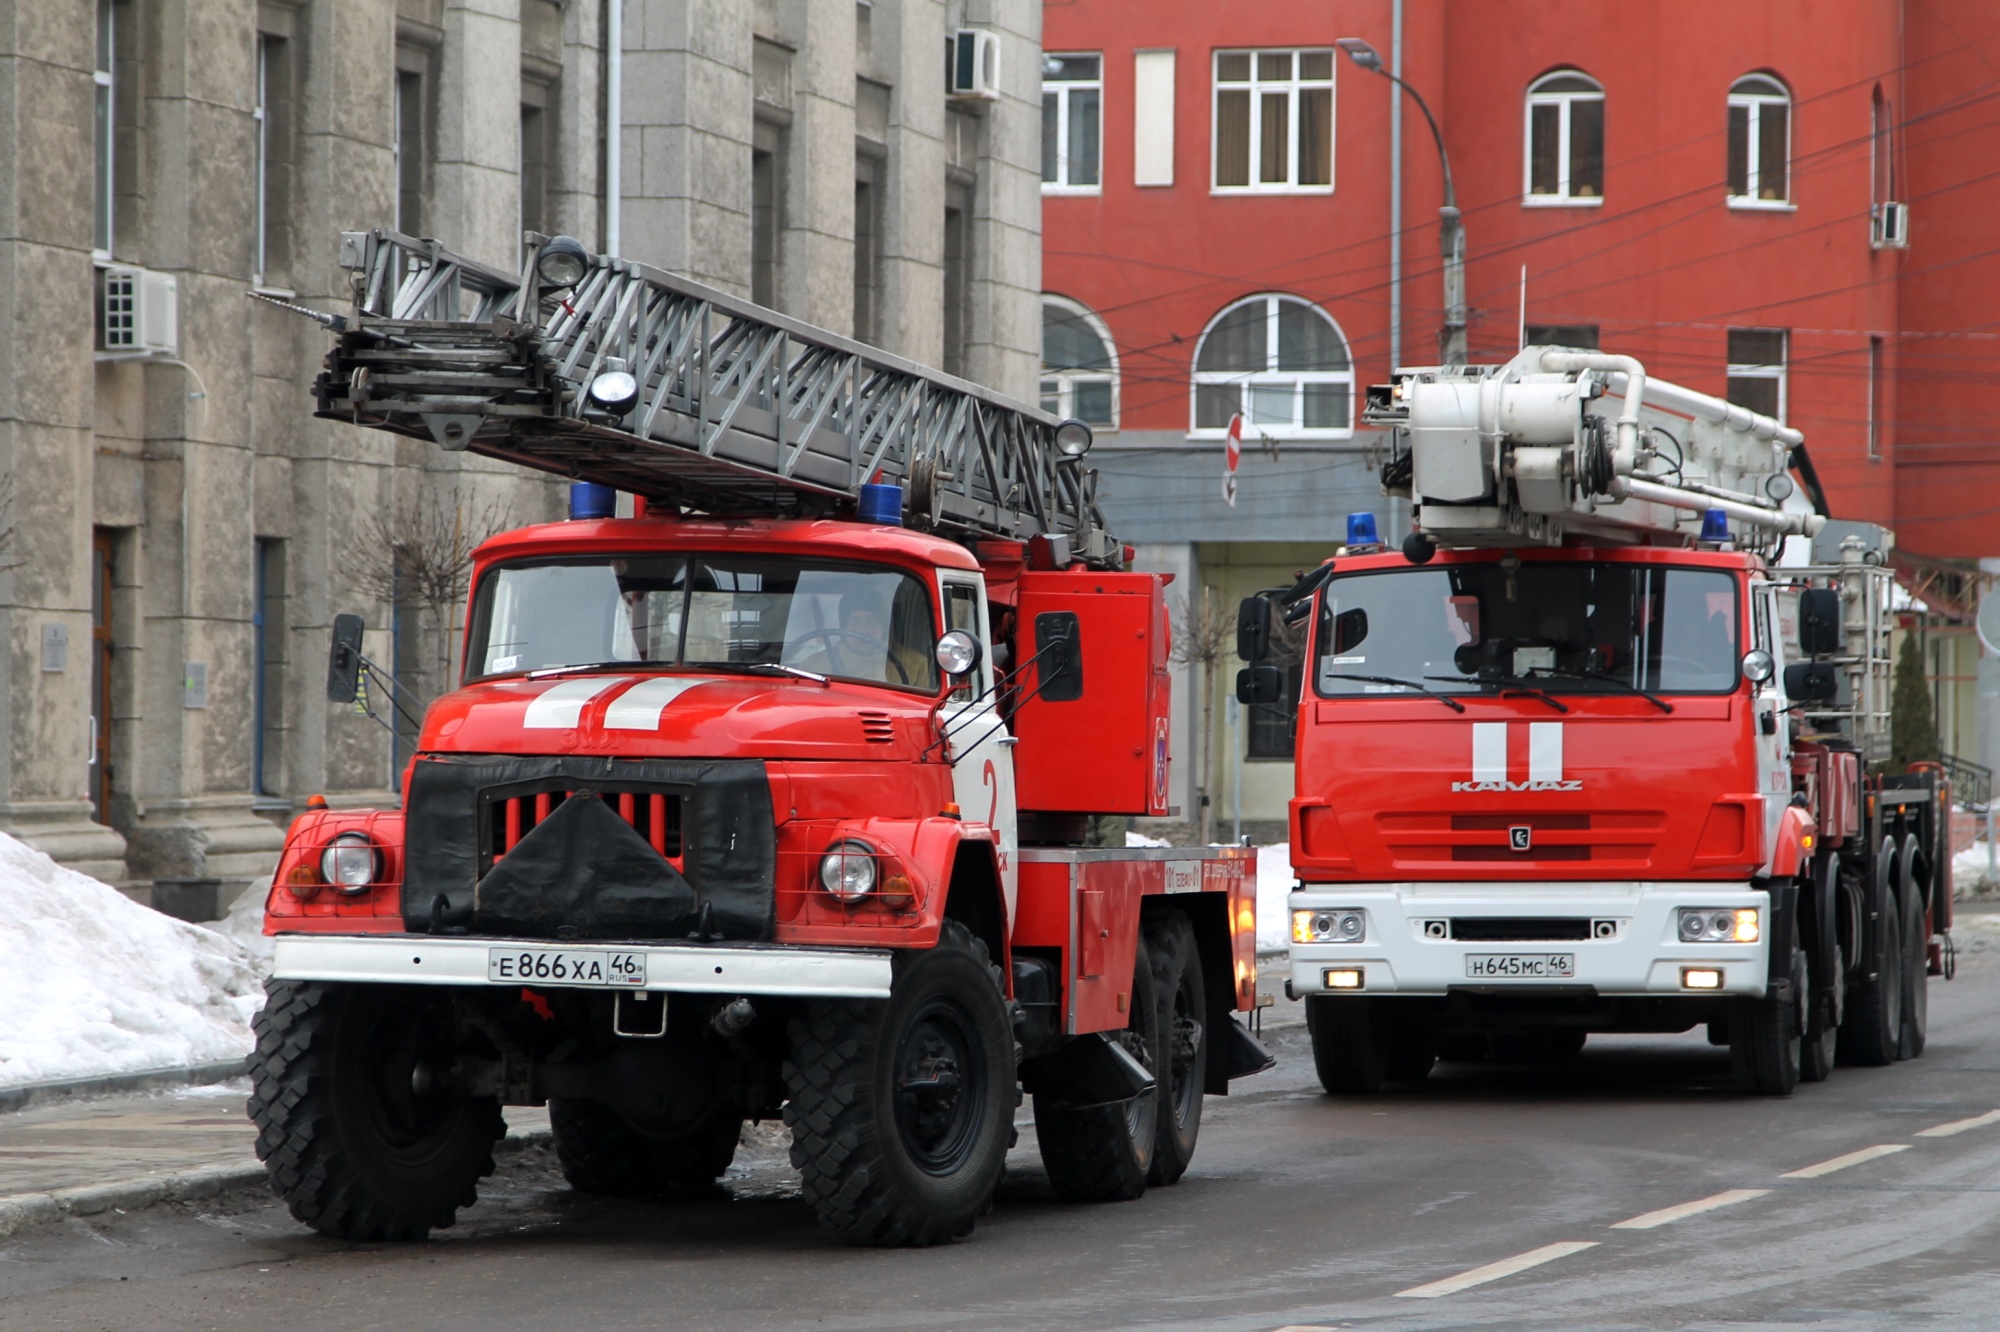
[1450,722,1584,793]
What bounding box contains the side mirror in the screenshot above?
[1741,649,1775,684]
[1783,661,1838,703]
[328,613,365,704]
[1332,607,1369,654]
[1797,588,1843,656]
[1033,611,1084,702]
[1236,665,1283,706]
[1236,596,1272,662]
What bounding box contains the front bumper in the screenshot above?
[272,933,892,999]
[1287,881,1770,999]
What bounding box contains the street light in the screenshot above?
[1335,37,1467,367]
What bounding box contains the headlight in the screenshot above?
[1292,908,1366,944]
[934,630,982,677]
[819,840,877,903]
[320,833,377,895]
[1679,907,1759,943]
[535,234,592,288]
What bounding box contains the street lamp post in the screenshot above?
[1336,38,1466,367]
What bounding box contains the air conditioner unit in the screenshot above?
[947,29,1000,101]
[99,264,179,356]
[1870,201,1909,250]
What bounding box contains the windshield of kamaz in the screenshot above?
[466,554,939,692]
[1314,562,1739,698]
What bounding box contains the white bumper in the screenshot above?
[272,934,894,999]
[1287,881,1770,999]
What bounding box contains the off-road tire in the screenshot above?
[1838,843,1903,1067]
[1731,944,1803,1096]
[248,980,503,1241]
[782,921,1015,1246]
[549,1098,743,1196]
[1800,939,1837,1083]
[1036,935,1162,1201]
[1898,834,1929,1061]
[1307,996,1387,1094]
[1143,913,1207,1187]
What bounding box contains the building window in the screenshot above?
[254,539,288,798]
[393,50,429,235]
[94,0,116,256]
[1040,296,1117,427]
[1191,295,1353,439]
[942,183,970,377]
[1872,85,1895,204]
[1867,334,1885,461]
[254,33,297,284]
[1042,53,1101,191]
[1727,75,1790,206]
[1525,70,1604,205]
[854,153,883,343]
[1213,49,1333,192]
[519,79,554,254]
[752,146,779,307]
[1726,328,1787,421]
[1524,323,1599,349]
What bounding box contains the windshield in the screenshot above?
[1314,562,1739,698]
[466,554,940,692]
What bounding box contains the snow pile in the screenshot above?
[1255,842,1293,951]
[0,833,266,1089]
[1957,841,1999,898]
[1124,830,1172,848]
[211,875,277,966]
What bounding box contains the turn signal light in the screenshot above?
[1324,967,1364,990]
[284,862,323,901]
[1681,968,1723,990]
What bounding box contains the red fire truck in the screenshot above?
[248,231,1269,1247]
[1250,347,1951,1097]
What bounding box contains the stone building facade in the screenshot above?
[0,0,1042,891]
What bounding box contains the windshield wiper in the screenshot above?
[1327,673,1467,713]
[1424,675,1570,714]
[526,660,656,678]
[736,661,831,686]
[1539,667,1675,714]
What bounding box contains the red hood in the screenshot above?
[417,672,935,762]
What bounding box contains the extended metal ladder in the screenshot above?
[307,229,1117,564]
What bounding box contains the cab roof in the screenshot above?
[473,515,985,573]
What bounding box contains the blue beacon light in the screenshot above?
[1345,511,1382,551]
[1699,507,1730,544]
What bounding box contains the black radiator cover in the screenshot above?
[401,754,776,942]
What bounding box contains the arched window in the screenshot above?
[1190,294,1353,439]
[1040,296,1118,427]
[1524,70,1604,204]
[1728,74,1791,205]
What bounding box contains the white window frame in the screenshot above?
[93,0,115,260]
[1727,75,1793,210]
[1042,52,1102,194]
[1726,328,1788,424]
[1522,70,1604,208]
[1210,48,1335,196]
[1039,295,1119,430]
[254,35,270,282]
[1188,294,1354,441]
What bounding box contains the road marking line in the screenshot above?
[1780,1144,1910,1179]
[1609,1188,1770,1230]
[1916,1109,2000,1138]
[1393,1241,1599,1299]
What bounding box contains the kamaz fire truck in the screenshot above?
[247,230,1270,1247]
[1248,346,1951,1097]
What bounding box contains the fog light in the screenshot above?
[1324,967,1364,990]
[1682,967,1723,990]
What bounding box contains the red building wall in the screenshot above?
[1043,0,2000,561]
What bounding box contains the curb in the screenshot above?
[0,1060,250,1115]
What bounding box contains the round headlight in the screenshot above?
[1679,912,1706,942]
[819,840,877,903]
[935,630,983,677]
[320,833,377,894]
[1741,649,1775,684]
[1053,419,1094,460]
[1337,911,1365,941]
[1712,912,1735,939]
[535,234,592,289]
[588,367,640,416]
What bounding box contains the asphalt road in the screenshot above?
[8,920,2000,1331]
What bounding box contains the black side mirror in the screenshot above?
[1784,661,1838,703]
[328,613,366,704]
[1797,588,1843,656]
[1236,665,1283,706]
[1333,607,1369,654]
[1034,611,1084,702]
[1237,596,1272,662]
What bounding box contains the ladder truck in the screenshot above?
[248,230,1271,1247]
[1244,345,1951,1097]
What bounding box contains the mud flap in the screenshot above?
[1020,1032,1156,1108]
[1220,1017,1277,1081]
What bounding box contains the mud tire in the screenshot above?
[1731,944,1804,1096]
[549,1098,743,1196]
[1838,841,1903,1067]
[1306,996,1387,1094]
[1143,912,1207,1187]
[1036,935,1161,1201]
[247,980,503,1241]
[1898,834,1930,1061]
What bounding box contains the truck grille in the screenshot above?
[1447,917,1593,942]
[481,788,683,874]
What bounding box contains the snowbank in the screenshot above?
[1957,841,1999,898]
[0,833,266,1089]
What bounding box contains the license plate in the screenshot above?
[487,946,648,987]
[1465,953,1575,979]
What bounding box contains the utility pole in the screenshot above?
[1336,38,1467,366]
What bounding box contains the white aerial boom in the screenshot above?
[1365,346,1828,555]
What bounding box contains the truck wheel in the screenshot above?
[549,1099,742,1195]
[1730,944,1804,1095]
[1306,996,1387,1094]
[1898,835,1929,1060]
[1436,1033,1488,1063]
[783,920,1015,1245]
[1800,941,1837,1083]
[247,981,503,1241]
[1838,840,1903,1067]
[1036,936,1162,1201]
[1144,913,1207,1187]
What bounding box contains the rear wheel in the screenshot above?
[1838,840,1903,1067]
[1143,913,1207,1187]
[549,1098,742,1195]
[1800,939,1837,1084]
[1036,936,1161,1201]
[1898,834,1930,1060]
[1731,943,1804,1096]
